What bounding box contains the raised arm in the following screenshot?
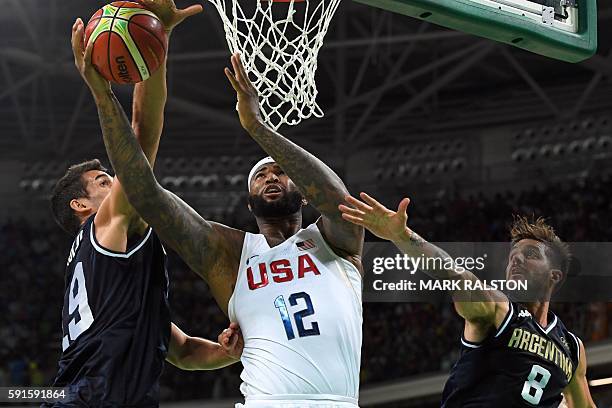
[167,323,243,370]
[130,0,203,168]
[224,54,363,260]
[339,192,509,339]
[89,27,168,250]
[129,46,166,169]
[75,0,202,250]
[71,12,244,313]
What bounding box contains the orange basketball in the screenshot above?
[84,1,168,84]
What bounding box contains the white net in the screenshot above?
[209,0,341,129]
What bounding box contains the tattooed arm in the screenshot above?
[338,193,510,342]
[74,0,203,252]
[72,17,243,314]
[92,35,168,251]
[98,86,243,313]
[225,54,364,261]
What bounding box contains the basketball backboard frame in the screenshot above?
[352,0,597,63]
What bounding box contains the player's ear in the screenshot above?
[301,198,308,206]
[247,202,252,213]
[550,268,563,289]
[70,198,89,214]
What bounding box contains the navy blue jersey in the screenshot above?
[442,302,580,408]
[45,215,171,407]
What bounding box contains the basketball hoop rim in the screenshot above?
[211,0,335,129]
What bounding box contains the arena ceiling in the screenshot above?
[1,0,612,162]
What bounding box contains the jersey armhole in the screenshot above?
[494,301,514,338]
[460,336,483,349]
[307,221,363,300]
[460,301,514,348]
[568,331,581,366]
[89,221,152,259]
[228,232,254,322]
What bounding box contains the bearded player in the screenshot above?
[72,20,364,406]
[48,3,243,406]
[339,193,596,407]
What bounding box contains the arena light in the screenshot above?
[598,136,612,149]
[175,158,188,172]
[525,147,537,160]
[581,118,594,131]
[568,140,581,154]
[539,144,552,158]
[589,377,612,387]
[190,175,207,189]
[161,176,176,188]
[511,149,524,162]
[451,158,466,171]
[582,137,597,152]
[552,143,566,156]
[397,165,408,177]
[192,159,207,173]
[437,161,449,173]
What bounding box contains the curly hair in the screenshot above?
[510,215,571,280]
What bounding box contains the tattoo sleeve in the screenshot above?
[93,90,243,282]
[393,230,505,318]
[393,230,460,280]
[248,123,363,256]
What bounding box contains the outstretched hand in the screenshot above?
[224,53,264,133]
[218,322,244,360]
[137,0,203,33]
[71,18,111,96]
[339,192,411,242]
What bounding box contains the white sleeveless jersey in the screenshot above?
[228,223,362,402]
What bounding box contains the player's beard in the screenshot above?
[508,273,549,302]
[248,190,304,218]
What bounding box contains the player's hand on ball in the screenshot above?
[219,322,244,360]
[71,18,111,95]
[339,193,411,242]
[138,0,203,33]
[225,53,264,133]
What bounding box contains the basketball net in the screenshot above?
[209,0,341,129]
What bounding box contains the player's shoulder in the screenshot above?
[207,220,246,252]
[511,303,560,331]
[303,221,340,252]
[487,301,528,341]
[70,213,160,265]
[512,301,533,320]
[550,314,582,358]
[65,215,96,267]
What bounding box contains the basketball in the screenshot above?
[84,1,167,84]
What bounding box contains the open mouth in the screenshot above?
[263,185,283,196]
[509,266,525,277]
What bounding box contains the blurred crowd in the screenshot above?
[0,172,611,400]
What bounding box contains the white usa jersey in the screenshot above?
[228,222,362,403]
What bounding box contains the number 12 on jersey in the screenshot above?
[274,292,320,340]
